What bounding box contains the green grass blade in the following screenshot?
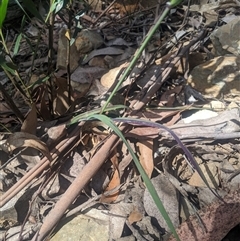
[0,56,18,75]
[23,0,45,22]
[0,0,8,28]
[86,114,181,241]
[113,117,222,200]
[14,0,32,20]
[67,105,128,126]
[169,0,183,8]
[45,1,57,23]
[27,75,50,90]
[13,33,22,56]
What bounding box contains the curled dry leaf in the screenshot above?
[1,132,52,162]
[53,77,75,116]
[100,169,120,203]
[136,140,154,178]
[100,152,120,203]
[21,103,37,135]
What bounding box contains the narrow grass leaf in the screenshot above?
[15,0,32,21]
[169,0,183,8]
[113,117,222,200]
[0,0,8,28]
[13,34,22,56]
[27,76,50,90]
[67,105,128,126]
[23,0,45,22]
[86,114,181,241]
[0,61,18,75]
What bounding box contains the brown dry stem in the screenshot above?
[32,125,129,241]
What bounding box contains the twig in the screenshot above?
[130,29,206,113]
[0,82,24,122]
[31,125,129,241]
[0,124,80,208]
[92,0,117,26]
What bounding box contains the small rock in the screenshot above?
[203,100,225,111]
[75,30,104,54]
[143,174,179,232]
[188,55,240,98]
[210,17,240,56]
[51,209,109,241]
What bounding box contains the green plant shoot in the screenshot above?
[69,111,181,240]
[85,114,181,241]
[0,0,8,29]
[101,0,183,113]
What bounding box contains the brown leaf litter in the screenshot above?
[1,0,240,241]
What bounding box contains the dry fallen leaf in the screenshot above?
[32,84,52,120]
[100,152,120,203]
[101,63,129,88]
[188,163,219,189]
[1,132,52,162]
[128,207,143,224]
[57,28,82,71]
[53,77,74,115]
[21,103,37,135]
[100,169,120,203]
[136,140,154,178]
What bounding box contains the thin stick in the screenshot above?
[31,126,128,241]
[0,125,80,208]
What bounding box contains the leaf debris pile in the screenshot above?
[0,0,240,240]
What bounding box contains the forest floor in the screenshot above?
[0,0,240,240]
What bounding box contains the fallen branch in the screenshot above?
[0,124,79,208]
[32,125,129,241]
